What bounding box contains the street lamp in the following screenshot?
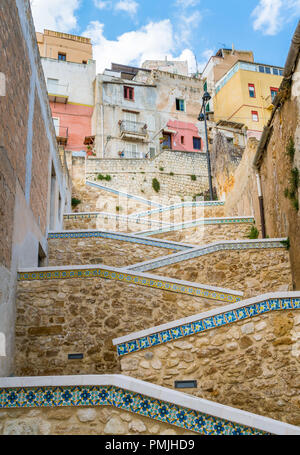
[198,92,214,201]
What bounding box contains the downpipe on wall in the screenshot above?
[256,172,266,238]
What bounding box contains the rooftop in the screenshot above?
[43,29,91,44]
[215,60,284,94]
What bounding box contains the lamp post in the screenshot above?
[198,92,214,201]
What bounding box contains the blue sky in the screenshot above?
[31,0,300,73]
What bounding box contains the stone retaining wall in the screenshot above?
[86,149,209,200]
[153,222,255,245]
[15,278,221,376]
[121,310,300,426]
[151,248,292,298]
[48,237,173,267]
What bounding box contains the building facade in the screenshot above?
[42,57,96,152]
[213,60,284,140]
[0,0,71,376]
[142,58,189,76]
[201,47,254,114]
[92,65,205,159]
[36,29,93,64]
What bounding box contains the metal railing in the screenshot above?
[120,120,147,135]
[55,125,69,139]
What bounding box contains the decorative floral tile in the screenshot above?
[116,297,299,357]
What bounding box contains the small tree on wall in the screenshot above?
[152,178,160,193]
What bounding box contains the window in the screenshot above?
[251,111,259,122]
[259,65,265,73]
[248,83,256,98]
[206,102,210,112]
[124,111,137,123]
[58,53,66,61]
[125,143,142,158]
[265,66,271,74]
[273,68,279,75]
[162,133,172,149]
[176,99,185,112]
[181,136,185,145]
[270,87,278,102]
[203,81,207,91]
[52,117,60,136]
[124,86,134,101]
[82,60,87,64]
[193,137,202,150]
[279,69,283,76]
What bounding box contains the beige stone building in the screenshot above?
[36,29,93,64]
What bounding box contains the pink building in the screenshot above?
[164,120,204,152]
[42,58,96,153]
[50,102,93,152]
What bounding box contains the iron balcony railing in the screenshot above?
[55,125,69,139]
[120,120,148,135]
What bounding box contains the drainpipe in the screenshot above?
[256,172,266,238]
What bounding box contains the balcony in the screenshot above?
[119,120,148,141]
[264,94,276,111]
[47,81,69,104]
[55,125,69,146]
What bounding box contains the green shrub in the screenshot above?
[290,167,299,190]
[191,175,197,181]
[292,198,299,211]
[280,238,290,250]
[170,172,174,176]
[71,197,81,208]
[284,166,299,210]
[159,167,164,172]
[152,178,160,193]
[247,225,259,239]
[97,174,111,181]
[116,206,122,212]
[286,137,295,161]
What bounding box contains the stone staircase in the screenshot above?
[1,179,300,435]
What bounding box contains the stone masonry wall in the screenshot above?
[152,248,293,298]
[121,310,300,426]
[0,406,195,435]
[48,238,173,268]
[153,222,254,245]
[86,149,209,201]
[15,278,218,376]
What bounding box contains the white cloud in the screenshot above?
[252,0,300,35]
[175,0,200,8]
[115,0,139,16]
[176,11,202,46]
[93,0,112,9]
[84,19,175,72]
[30,0,80,33]
[93,0,139,17]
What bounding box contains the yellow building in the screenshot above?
[213,60,283,139]
[36,29,93,64]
